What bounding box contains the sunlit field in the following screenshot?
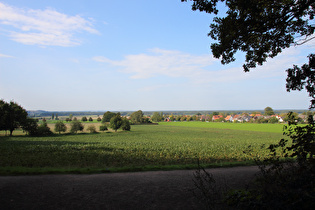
[0,122,285,175]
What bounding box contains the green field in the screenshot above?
[0,122,286,175]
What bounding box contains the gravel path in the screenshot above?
[0,166,260,210]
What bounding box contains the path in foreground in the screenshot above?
[0,166,260,210]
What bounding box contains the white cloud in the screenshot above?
[0,2,98,46]
[93,48,217,79]
[93,46,313,89]
[0,53,13,58]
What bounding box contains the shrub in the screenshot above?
[88,117,93,122]
[81,116,88,122]
[87,125,97,133]
[121,118,131,131]
[37,122,53,136]
[99,125,108,132]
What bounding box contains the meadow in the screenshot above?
[0,122,286,175]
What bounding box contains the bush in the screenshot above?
[228,112,315,209]
[81,116,88,121]
[97,117,102,122]
[89,117,93,122]
[268,116,279,124]
[37,122,53,136]
[87,125,97,133]
[121,118,131,131]
[99,125,108,132]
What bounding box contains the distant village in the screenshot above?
[159,111,314,124]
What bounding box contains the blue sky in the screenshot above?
[0,0,314,111]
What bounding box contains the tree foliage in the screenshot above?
[22,118,39,136]
[70,120,84,133]
[130,110,144,124]
[286,54,315,109]
[121,117,131,131]
[264,106,275,116]
[54,121,67,134]
[37,122,53,136]
[151,112,163,122]
[109,114,122,132]
[0,100,28,136]
[182,0,315,108]
[99,124,108,132]
[102,111,116,123]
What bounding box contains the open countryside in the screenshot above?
[0,115,287,175]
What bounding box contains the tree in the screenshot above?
[130,110,144,124]
[182,0,315,108]
[54,121,67,134]
[286,54,315,109]
[0,100,28,136]
[264,106,275,116]
[102,111,116,123]
[22,118,39,136]
[81,116,88,122]
[121,117,131,131]
[109,114,122,132]
[0,100,8,133]
[37,121,53,136]
[88,117,93,122]
[70,120,84,133]
[151,112,163,122]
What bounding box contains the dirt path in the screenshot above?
[0,166,260,210]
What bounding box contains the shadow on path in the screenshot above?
[0,166,259,210]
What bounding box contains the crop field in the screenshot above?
[0,122,286,175]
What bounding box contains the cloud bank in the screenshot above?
[0,2,98,46]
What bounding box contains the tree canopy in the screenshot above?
[102,111,116,123]
[109,114,122,132]
[264,106,275,116]
[130,110,144,124]
[0,100,28,136]
[183,0,315,108]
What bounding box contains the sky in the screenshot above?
[0,0,314,111]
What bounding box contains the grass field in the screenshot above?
[0,122,286,175]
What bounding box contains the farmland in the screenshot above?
[0,122,285,175]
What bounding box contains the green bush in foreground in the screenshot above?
[194,113,315,209]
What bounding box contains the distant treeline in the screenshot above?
[27,109,309,118]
